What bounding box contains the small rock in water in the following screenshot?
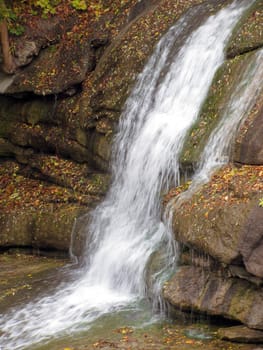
[218,325,263,343]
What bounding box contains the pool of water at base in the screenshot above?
[30,305,256,350]
[0,254,256,350]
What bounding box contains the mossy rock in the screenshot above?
[0,205,87,252]
[88,130,113,170]
[33,205,87,251]
[0,211,36,247]
[226,0,263,58]
[180,50,260,167]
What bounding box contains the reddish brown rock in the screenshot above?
[218,326,263,344]
[239,206,263,278]
[163,265,263,330]
[235,104,263,165]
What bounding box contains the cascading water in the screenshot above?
[186,49,263,195]
[0,1,251,349]
[172,48,263,212]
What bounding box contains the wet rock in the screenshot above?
[128,0,159,22]
[0,73,15,93]
[0,205,87,252]
[163,265,263,330]
[70,212,91,260]
[30,154,110,195]
[167,163,263,327]
[173,199,249,264]
[218,325,263,343]
[0,211,35,247]
[229,265,262,287]
[239,205,263,278]
[171,165,263,275]
[180,50,261,168]
[0,253,67,313]
[226,0,263,58]
[33,205,87,251]
[234,102,263,165]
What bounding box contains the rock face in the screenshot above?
[239,205,263,279]
[0,0,225,252]
[164,165,263,329]
[234,102,263,165]
[163,266,263,330]
[163,0,263,334]
[0,205,86,251]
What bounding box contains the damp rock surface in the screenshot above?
[218,326,263,344]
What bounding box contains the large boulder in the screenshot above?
[163,265,263,330]
[239,205,263,278]
[164,163,263,330]
[171,165,263,273]
[0,159,106,252]
[218,325,263,344]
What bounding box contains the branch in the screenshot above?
[0,19,16,74]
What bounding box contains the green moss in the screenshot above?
[88,173,110,194]
[228,282,254,320]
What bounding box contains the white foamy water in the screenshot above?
[0,2,250,349]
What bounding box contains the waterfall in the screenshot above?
[177,48,263,202]
[194,49,263,184]
[0,1,250,349]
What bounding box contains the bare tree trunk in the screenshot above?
[0,19,15,74]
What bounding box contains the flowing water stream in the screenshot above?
[183,49,263,199]
[0,1,253,349]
